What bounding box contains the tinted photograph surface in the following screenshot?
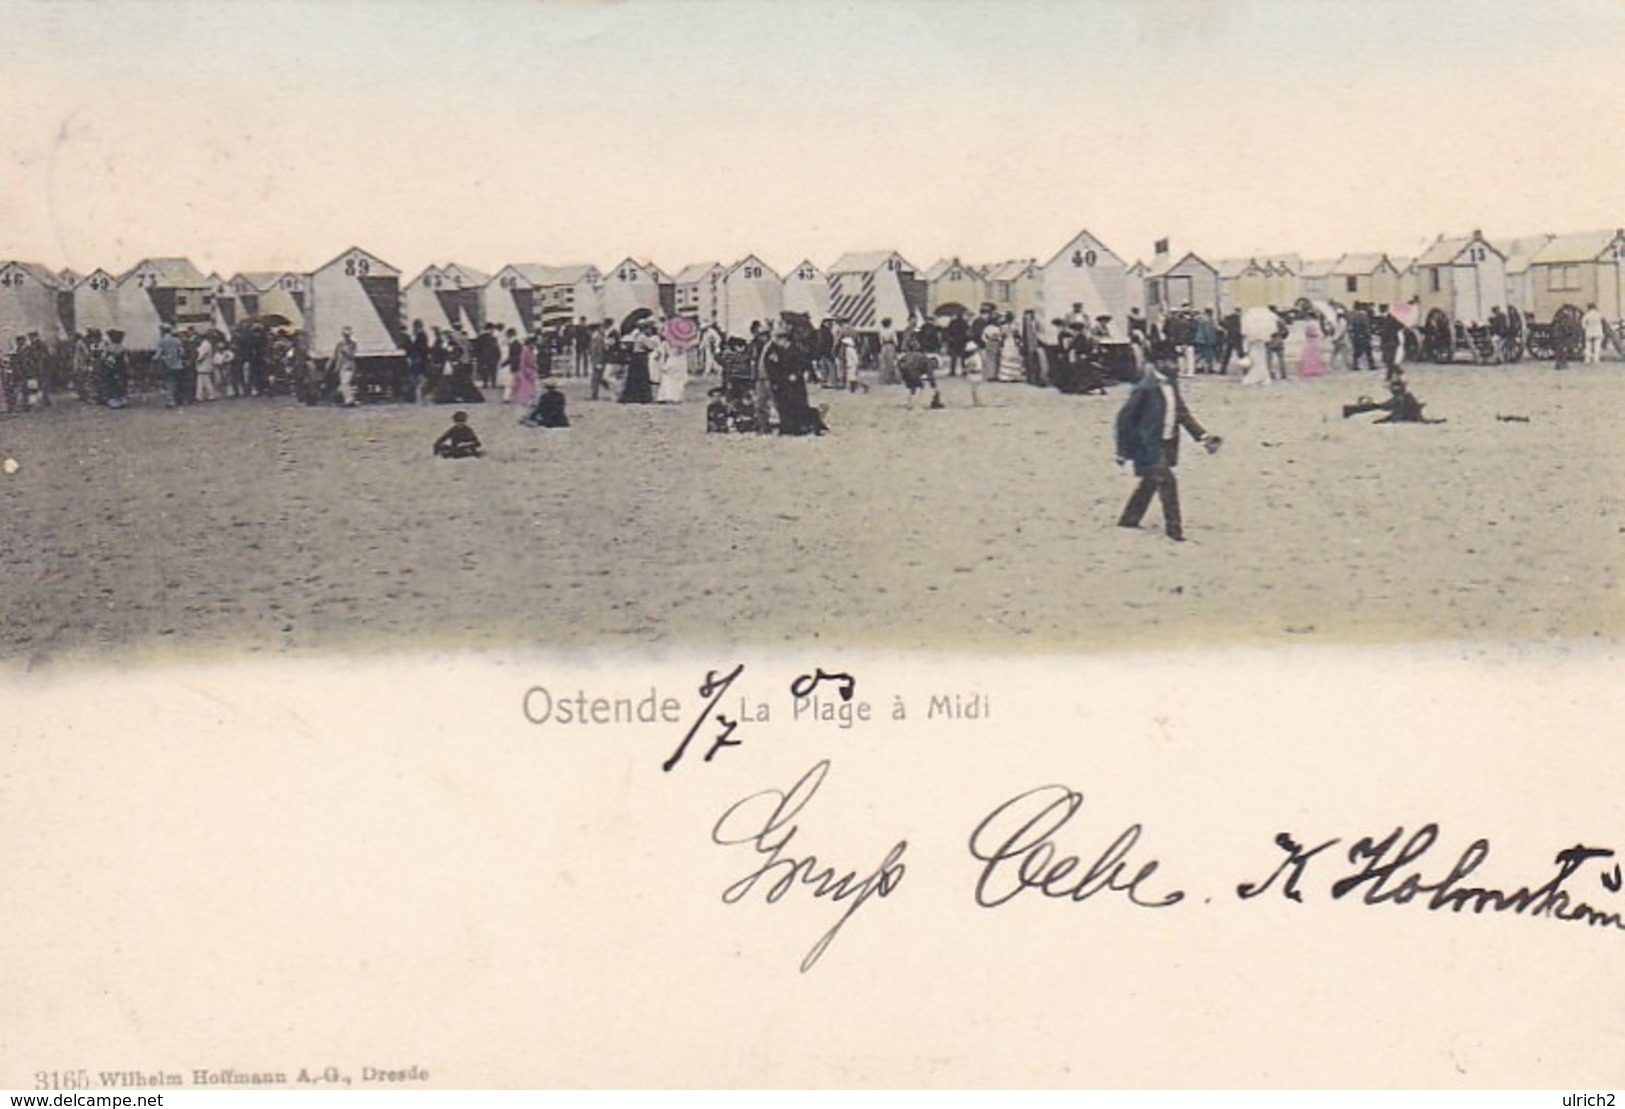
[2,0,1621,1090]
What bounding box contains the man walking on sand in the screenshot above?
[1114,361,1219,542]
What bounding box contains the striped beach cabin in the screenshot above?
[264,273,310,325]
[437,263,490,332]
[223,272,305,330]
[224,272,280,325]
[825,251,925,333]
[480,267,535,335]
[506,265,602,331]
[305,246,406,364]
[403,266,469,334]
[719,255,782,338]
[672,262,723,326]
[115,258,214,350]
[781,260,832,323]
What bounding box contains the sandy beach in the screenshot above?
[0,364,1619,667]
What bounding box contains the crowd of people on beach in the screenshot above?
[2,292,1617,426]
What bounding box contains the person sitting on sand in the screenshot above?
[520,381,569,428]
[1342,373,1444,424]
[432,410,483,457]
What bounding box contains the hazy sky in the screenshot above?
[1,0,1620,278]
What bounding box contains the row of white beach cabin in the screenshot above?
[5,228,1621,357]
[0,232,1150,356]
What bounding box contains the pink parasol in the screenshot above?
[662,316,699,351]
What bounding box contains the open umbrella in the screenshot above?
[1240,305,1281,343]
[620,307,655,332]
[246,313,292,328]
[661,315,699,351]
[934,302,969,318]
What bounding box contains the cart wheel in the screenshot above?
[1552,304,1585,362]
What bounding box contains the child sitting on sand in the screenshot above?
[432,411,483,458]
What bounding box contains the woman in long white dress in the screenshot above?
[997,314,1025,381]
[1238,306,1276,386]
[655,331,688,403]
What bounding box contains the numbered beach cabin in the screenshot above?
[114,258,215,350]
[480,267,536,336]
[599,258,666,329]
[1526,228,1625,323]
[1414,232,1508,325]
[436,263,490,332]
[672,262,723,327]
[222,272,307,332]
[68,269,120,337]
[223,272,278,327]
[403,266,467,334]
[1145,250,1219,315]
[825,251,926,333]
[305,246,406,370]
[521,265,604,331]
[781,260,831,323]
[719,255,783,337]
[982,259,1042,317]
[0,261,64,349]
[262,273,310,326]
[924,257,987,317]
[1039,230,1129,325]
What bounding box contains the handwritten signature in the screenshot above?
[1239,825,1625,930]
[709,764,1624,970]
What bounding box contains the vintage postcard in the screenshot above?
[2,0,1622,1091]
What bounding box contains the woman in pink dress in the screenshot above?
[1299,321,1327,379]
[511,336,540,410]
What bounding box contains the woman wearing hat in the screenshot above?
[619,321,656,404]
